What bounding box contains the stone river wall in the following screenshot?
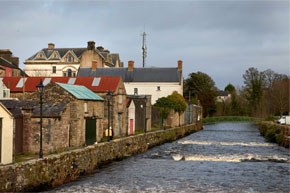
[0,123,202,192]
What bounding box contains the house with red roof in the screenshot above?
[1,76,128,138]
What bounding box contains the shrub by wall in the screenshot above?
[0,123,202,192]
[258,121,289,147]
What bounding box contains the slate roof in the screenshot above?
[56,83,104,101]
[0,57,17,69]
[2,77,121,93]
[218,91,230,96]
[27,48,105,60]
[0,99,67,117]
[78,68,182,82]
[0,57,28,76]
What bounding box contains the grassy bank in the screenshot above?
[202,116,258,125]
[258,121,289,148]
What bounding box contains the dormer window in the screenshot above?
[67,55,74,63]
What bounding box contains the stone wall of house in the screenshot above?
[0,123,202,192]
[20,82,105,153]
[22,105,71,154]
[98,82,127,137]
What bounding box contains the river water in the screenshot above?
[50,122,290,193]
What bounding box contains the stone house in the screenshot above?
[0,82,104,155]
[2,76,128,138]
[78,60,183,104]
[127,95,151,132]
[126,98,135,135]
[0,102,13,164]
[24,41,123,77]
[0,50,26,77]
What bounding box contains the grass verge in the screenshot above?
[202,116,259,125]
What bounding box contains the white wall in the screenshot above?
[25,63,79,77]
[0,105,13,164]
[124,82,183,104]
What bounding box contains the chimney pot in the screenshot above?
[178,60,182,71]
[128,61,134,71]
[87,41,95,50]
[92,60,97,71]
[48,43,55,50]
[97,46,104,52]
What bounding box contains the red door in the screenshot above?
[130,119,134,134]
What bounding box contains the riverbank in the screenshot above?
[0,123,202,192]
[202,116,258,125]
[258,121,290,148]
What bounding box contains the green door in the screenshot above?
[85,119,96,145]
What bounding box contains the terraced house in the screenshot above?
[24,41,123,77]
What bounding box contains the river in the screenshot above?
[49,122,290,193]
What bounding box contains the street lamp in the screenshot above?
[144,96,147,133]
[36,79,45,159]
[107,91,112,142]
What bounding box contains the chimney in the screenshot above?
[48,43,55,50]
[178,60,182,71]
[87,41,95,50]
[92,60,97,71]
[128,61,134,71]
[97,46,104,52]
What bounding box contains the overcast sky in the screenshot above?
[0,0,289,89]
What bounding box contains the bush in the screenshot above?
[265,127,276,142]
[275,135,283,145]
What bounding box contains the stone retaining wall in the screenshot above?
[0,123,202,192]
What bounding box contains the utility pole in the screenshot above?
[141,32,147,68]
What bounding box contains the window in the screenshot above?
[134,88,138,95]
[67,69,72,77]
[73,72,76,77]
[63,72,67,77]
[84,103,88,113]
[67,55,73,63]
[52,66,56,73]
[157,86,161,91]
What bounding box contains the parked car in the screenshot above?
[277,116,290,125]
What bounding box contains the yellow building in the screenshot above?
[0,103,13,165]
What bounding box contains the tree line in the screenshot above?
[153,67,288,120]
[183,67,289,118]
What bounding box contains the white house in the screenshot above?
[24,41,123,77]
[78,60,183,104]
[0,103,13,164]
[216,91,231,102]
[0,78,10,99]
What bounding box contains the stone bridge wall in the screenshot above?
[0,123,202,192]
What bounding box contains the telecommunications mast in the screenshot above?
[141,32,147,67]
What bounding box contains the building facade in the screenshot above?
[78,60,183,104]
[24,41,123,77]
[0,103,13,165]
[0,50,26,77]
[1,76,128,138]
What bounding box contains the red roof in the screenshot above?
[2,77,121,93]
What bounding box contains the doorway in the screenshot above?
[85,119,96,145]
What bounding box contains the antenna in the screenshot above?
[141,32,147,68]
